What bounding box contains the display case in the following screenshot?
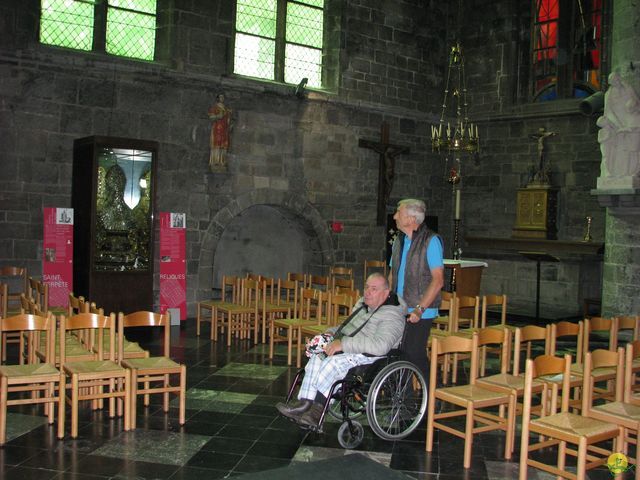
[72,136,158,314]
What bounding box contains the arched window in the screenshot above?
[531,0,605,101]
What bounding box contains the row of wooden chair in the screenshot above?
[196,272,360,348]
[426,313,640,475]
[0,293,186,444]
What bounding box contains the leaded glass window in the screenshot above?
[234,0,325,88]
[40,0,94,51]
[39,0,157,61]
[531,0,605,101]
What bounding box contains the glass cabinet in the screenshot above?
[72,136,158,314]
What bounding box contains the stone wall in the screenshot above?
[0,0,616,319]
[0,0,452,316]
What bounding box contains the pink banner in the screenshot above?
[159,212,186,323]
[42,207,73,308]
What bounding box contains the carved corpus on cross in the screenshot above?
[358,122,410,225]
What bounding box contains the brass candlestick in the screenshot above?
[583,216,593,242]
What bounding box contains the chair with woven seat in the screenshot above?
[88,303,148,362]
[426,333,516,468]
[481,294,507,328]
[214,278,260,346]
[1,267,28,362]
[28,277,67,317]
[583,316,618,354]
[519,353,622,480]
[196,275,240,340]
[60,312,131,437]
[269,287,323,367]
[259,278,295,344]
[363,260,387,285]
[581,345,640,473]
[119,311,186,429]
[615,315,640,347]
[306,275,329,291]
[0,312,65,445]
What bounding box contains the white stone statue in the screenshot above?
[597,68,640,188]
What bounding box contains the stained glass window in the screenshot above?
[531,0,604,101]
[40,0,94,51]
[234,0,325,88]
[39,0,157,61]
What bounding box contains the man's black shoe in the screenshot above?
[276,399,313,421]
[298,402,324,428]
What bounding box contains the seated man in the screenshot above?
[276,272,406,428]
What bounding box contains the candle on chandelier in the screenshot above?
[455,190,461,220]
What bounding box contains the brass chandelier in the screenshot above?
[431,42,479,157]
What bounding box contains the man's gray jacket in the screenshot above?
[327,295,407,357]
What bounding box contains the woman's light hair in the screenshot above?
[398,198,426,224]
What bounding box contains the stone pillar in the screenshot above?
[593,0,640,316]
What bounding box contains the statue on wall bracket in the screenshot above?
[208,93,233,172]
[596,66,640,190]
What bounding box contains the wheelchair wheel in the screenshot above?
[338,420,364,449]
[366,361,427,441]
[328,389,366,421]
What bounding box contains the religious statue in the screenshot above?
[208,94,232,171]
[95,164,135,270]
[528,127,556,186]
[597,71,640,182]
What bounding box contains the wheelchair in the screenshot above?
[283,349,428,449]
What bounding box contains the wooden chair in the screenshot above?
[119,311,186,429]
[481,294,507,328]
[306,275,329,291]
[287,272,306,289]
[426,333,516,468]
[581,345,640,472]
[615,315,640,347]
[0,312,65,445]
[28,277,67,316]
[329,266,353,279]
[363,260,387,285]
[583,316,618,354]
[0,266,28,314]
[331,277,354,292]
[519,353,622,480]
[60,312,131,437]
[259,278,294,344]
[214,278,259,346]
[269,288,322,367]
[549,320,584,364]
[0,267,28,361]
[196,275,240,339]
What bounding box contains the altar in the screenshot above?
[444,259,488,297]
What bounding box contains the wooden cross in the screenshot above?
[358,122,410,225]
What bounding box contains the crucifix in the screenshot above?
[358,122,410,225]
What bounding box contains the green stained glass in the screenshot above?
[39,0,94,51]
[297,0,324,7]
[236,0,277,38]
[285,44,321,87]
[234,33,276,80]
[286,3,323,48]
[109,0,157,15]
[106,8,156,60]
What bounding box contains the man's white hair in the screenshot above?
[398,198,426,224]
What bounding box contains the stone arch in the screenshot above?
[195,189,334,303]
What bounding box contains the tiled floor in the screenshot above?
[0,319,627,479]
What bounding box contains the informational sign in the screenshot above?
[42,207,73,307]
[159,212,186,324]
